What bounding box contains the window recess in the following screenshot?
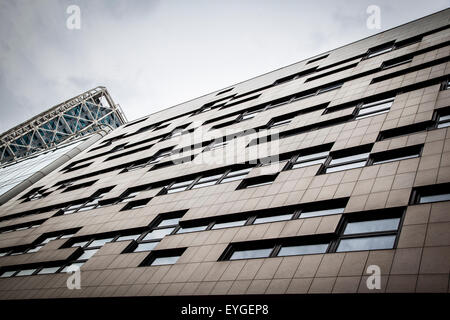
[377,121,433,141]
[140,248,186,266]
[220,207,404,260]
[369,144,422,166]
[410,182,450,204]
[322,144,372,174]
[355,97,394,120]
[284,144,333,171]
[59,187,114,214]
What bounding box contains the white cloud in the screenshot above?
[0,0,448,131]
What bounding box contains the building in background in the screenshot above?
[0,9,449,301]
[0,87,126,204]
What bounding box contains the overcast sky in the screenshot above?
[0,0,448,132]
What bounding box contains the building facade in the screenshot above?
[0,10,449,300]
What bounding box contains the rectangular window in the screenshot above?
[220,207,404,260]
[355,97,394,120]
[411,183,450,204]
[382,55,413,69]
[336,209,403,252]
[366,43,394,58]
[377,121,432,141]
[220,167,252,184]
[253,213,293,224]
[128,211,186,253]
[176,225,208,234]
[268,118,291,129]
[230,248,273,260]
[436,107,450,128]
[317,82,343,94]
[211,220,246,230]
[324,145,372,174]
[288,146,331,170]
[140,248,186,266]
[336,235,396,252]
[277,243,328,256]
[370,145,422,165]
[239,174,277,189]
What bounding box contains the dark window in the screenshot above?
[355,97,394,120]
[377,121,432,141]
[273,67,317,85]
[142,248,186,266]
[62,180,97,193]
[306,54,328,64]
[370,145,422,165]
[216,87,234,95]
[411,183,450,204]
[382,55,413,69]
[61,187,113,214]
[323,145,372,174]
[366,42,394,58]
[285,145,332,170]
[436,107,450,128]
[220,207,403,260]
[336,215,401,252]
[238,174,278,189]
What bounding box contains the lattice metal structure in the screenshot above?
[0,86,127,164]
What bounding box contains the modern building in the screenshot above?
[0,87,126,205]
[0,9,449,303]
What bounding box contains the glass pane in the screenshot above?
[176,226,207,234]
[134,242,158,252]
[368,47,392,57]
[278,243,328,256]
[211,220,246,230]
[227,168,252,177]
[27,245,43,253]
[437,121,450,129]
[191,180,218,189]
[157,217,181,227]
[38,266,61,274]
[197,174,223,183]
[166,186,188,194]
[143,227,175,240]
[41,236,58,244]
[151,255,180,266]
[359,101,393,115]
[329,153,370,165]
[220,175,247,184]
[337,235,396,252]
[0,271,16,278]
[419,193,450,204]
[292,158,326,169]
[170,180,194,189]
[326,161,367,173]
[297,151,329,162]
[373,154,418,165]
[87,238,114,247]
[116,234,141,241]
[16,269,36,276]
[253,214,293,224]
[356,109,389,120]
[299,208,344,218]
[61,262,84,273]
[78,249,98,260]
[344,218,400,235]
[230,248,272,260]
[72,241,89,247]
